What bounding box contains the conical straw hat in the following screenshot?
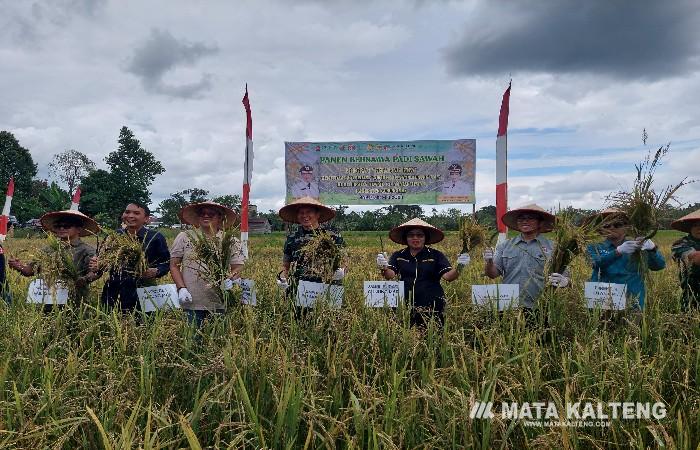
[40,210,101,237]
[671,208,700,233]
[389,217,445,245]
[501,204,556,233]
[278,196,335,224]
[178,201,239,228]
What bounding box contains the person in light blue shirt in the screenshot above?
[586,208,665,309]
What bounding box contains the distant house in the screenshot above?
[248,218,271,234]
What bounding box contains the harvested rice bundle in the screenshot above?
[458,216,496,254]
[297,229,346,282]
[547,209,601,275]
[33,233,80,293]
[188,226,242,300]
[99,232,148,278]
[608,144,689,240]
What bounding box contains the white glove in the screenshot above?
[617,240,641,255]
[276,277,289,290]
[548,273,570,288]
[456,253,471,267]
[483,247,495,262]
[376,252,389,269]
[332,267,346,281]
[178,288,193,303]
[222,278,242,290]
[641,239,656,251]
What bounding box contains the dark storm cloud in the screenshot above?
[126,29,218,99]
[444,0,700,80]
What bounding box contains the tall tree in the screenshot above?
[211,194,241,211]
[80,169,118,226]
[0,131,38,221]
[48,149,96,194]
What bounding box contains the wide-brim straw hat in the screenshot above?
[179,201,239,228]
[501,204,556,233]
[40,210,101,237]
[278,196,335,224]
[389,218,445,245]
[671,208,700,233]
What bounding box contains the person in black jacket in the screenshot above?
[0,242,8,303]
[89,202,170,312]
[377,218,470,327]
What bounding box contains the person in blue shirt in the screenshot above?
[586,208,665,309]
[89,202,170,312]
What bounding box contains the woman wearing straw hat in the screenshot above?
[671,208,700,310]
[376,218,470,327]
[170,201,245,327]
[586,208,665,310]
[277,197,346,300]
[484,204,559,310]
[8,209,101,307]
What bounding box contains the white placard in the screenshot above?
[584,282,627,310]
[27,279,69,305]
[363,281,403,308]
[471,284,519,311]
[137,284,180,313]
[296,280,343,308]
[240,279,256,306]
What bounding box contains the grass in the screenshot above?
[0,230,698,449]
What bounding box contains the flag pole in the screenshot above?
[241,84,253,259]
[70,187,81,211]
[496,81,511,244]
[0,177,15,242]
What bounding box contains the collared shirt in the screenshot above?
[0,245,6,299]
[171,230,245,312]
[39,239,96,303]
[587,239,665,309]
[388,246,452,310]
[283,225,345,283]
[101,227,170,311]
[671,234,700,302]
[494,234,552,309]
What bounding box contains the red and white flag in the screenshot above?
[496,82,511,244]
[0,177,15,242]
[241,85,254,258]
[70,187,81,211]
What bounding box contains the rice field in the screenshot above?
[0,230,698,449]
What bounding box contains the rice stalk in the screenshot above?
[296,229,345,282]
[458,216,496,254]
[188,225,242,301]
[33,233,80,295]
[99,232,148,278]
[547,209,602,275]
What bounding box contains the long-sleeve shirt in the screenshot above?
[0,244,7,301]
[671,234,700,307]
[388,246,452,310]
[587,239,665,309]
[101,227,170,311]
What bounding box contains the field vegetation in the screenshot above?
[0,230,698,449]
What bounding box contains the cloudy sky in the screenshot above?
[2,0,699,214]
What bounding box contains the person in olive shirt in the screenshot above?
[671,208,700,310]
[0,242,8,303]
[277,197,346,307]
[8,209,100,308]
[377,218,470,327]
[90,202,170,313]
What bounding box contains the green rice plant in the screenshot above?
[295,229,346,282]
[547,208,603,275]
[32,233,81,295]
[98,231,148,278]
[188,226,242,301]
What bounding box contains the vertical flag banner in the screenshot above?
[70,187,81,211]
[241,85,253,258]
[496,82,511,243]
[0,177,15,241]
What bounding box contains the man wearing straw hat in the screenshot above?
[671,208,700,310]
[586,208,665,310]
[8,209,101,306]
[277,197,346,299]
[89,202,170,312]
[377,218,470,327]
[484,204,560,310]
[170,201,245,326]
